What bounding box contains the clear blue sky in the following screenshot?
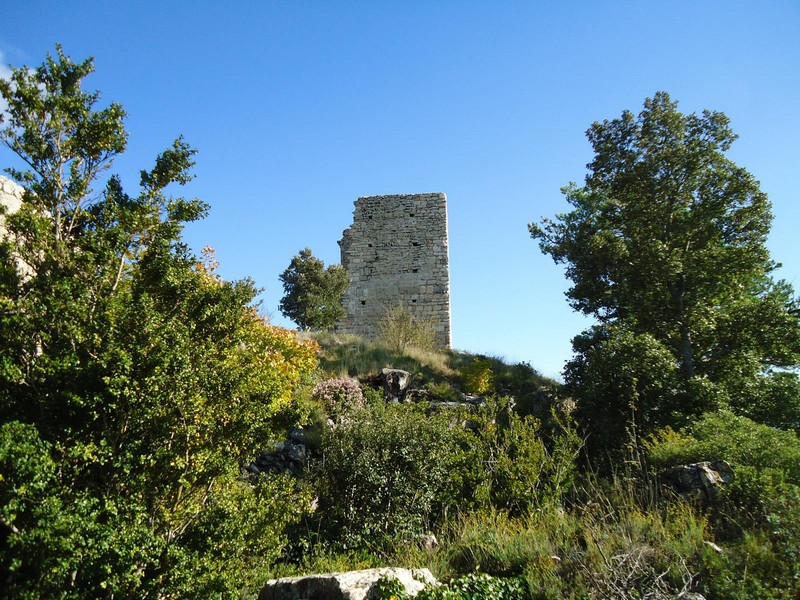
[2,1,798,379]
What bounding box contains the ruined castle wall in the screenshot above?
[0,176,24,239]
[337,193,451,348]
[0,176,34,280]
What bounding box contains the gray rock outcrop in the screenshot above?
[662,460,733,502]
[0,176,24,233]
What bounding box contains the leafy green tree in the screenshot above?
[0,46,318,597]
[530,93,800,448]
[278,247,349,330]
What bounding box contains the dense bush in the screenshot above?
[701,467,800,595]
[647,410,800,482]
[375,571,526,600]
[306,395,581,556]
[460,359,494,395]
[419,573,526,600]
[434,491,709,599]
[747,373,800,433]
[647,411,800,598]
[458,401,581,515]
[310,401,468,549]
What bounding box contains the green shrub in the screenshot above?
[374,572,527,600]
[374,574,412,599]
[647,410,800,483]
[443,510,557,578]
[437,497,709,600]
[0,423,313,598]
[461,359,495,395]
[693,467,800,598]
[700,529,797,600]
[311,402,469,549]
[425,380,461,403]
[726,371,800,434]
[418,572,527,600]
[308,397,581,552]
[459,401,582,514]
[647,412,800,597]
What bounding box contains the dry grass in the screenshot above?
[310,331,455,384]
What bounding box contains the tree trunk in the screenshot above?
[669,278,695,380]
[678,322,695,380]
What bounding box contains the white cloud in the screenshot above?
[0,50,11,118]
[0,50,11,80]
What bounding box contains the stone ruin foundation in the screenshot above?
[337,193,451,348]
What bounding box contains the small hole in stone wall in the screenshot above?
[412,269,418,273]
[412,242,419,247]
[410,213,415,217]
[368,244,373,247]
[411,299,417,303]
[361,300,366,305]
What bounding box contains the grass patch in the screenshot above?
[309,331,559,413]
[431,483,709,599]
[310,331,454,385]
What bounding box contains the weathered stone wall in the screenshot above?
[0,176,34,280]
[337,193,451,348]
[0,176,24,239]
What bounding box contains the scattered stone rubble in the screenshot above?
[245,429,308,478]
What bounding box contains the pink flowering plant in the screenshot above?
[312,378,365,416]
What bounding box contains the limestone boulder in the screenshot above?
[380,368,412,401]
[260,567,438,600]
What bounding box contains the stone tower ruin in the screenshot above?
[337,193,452,348]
